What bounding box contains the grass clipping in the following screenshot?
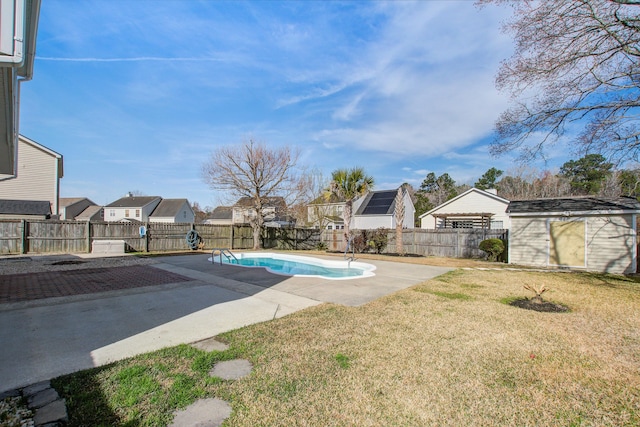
[54,269,640,426]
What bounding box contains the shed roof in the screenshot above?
[507,197,640,214]
[0,199,51,216]
[151,199,190,217]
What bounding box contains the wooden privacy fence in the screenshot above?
[0,219,507,259]
[0,221,257,254]
[320,228,509,259]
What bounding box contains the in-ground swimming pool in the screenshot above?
[208,252,376,280]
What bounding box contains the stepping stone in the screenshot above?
[33,398,68,426]
[190,337,229,352]
[209,359,253,380]
[169,398,231,427]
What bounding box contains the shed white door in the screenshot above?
[549,220,586,267]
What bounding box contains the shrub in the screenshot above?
[368,227,389,254]
[351,230,370,253]
[479,238,505,262]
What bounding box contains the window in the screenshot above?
[490,220,503,229]
[183,211,187,218]
[135,209,140,217]
[125,209,130,217]
[452,221,473,229]
[109,210,115,217]
[327,225,333,230]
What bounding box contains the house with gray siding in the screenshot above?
[75,205,103,222]
[507,197,640,274]
[204,206,233,225]
[149,198,195,223]
[59,197,97,220]
[0,135,63,216]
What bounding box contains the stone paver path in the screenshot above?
[209,359,253,380]
[0,265,191,303]
[170,339,253,426]
[169,398,232,427]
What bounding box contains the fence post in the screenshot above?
[86,221,91,253]
[230,226,234,249]
[21,219,27,254]
[145,222,150,252]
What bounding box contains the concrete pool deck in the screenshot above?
[0,253,452,392]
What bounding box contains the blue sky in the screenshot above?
[19,0,564,209]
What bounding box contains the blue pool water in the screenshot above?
[211,252,376,280]
[228,257,365,278]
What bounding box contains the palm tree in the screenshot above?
[327,167,374,246]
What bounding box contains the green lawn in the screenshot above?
[53,268,640,426]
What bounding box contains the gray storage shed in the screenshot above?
[507,197,640,274]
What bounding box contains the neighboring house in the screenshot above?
[420,188,510,230]
[75,205,103,222]
[104,195,162,222]
[507,196,640,274]
[0,0,41,177]
[59,197,97,220]
[204,206,233,225]
[307,194,347,230]
[149,198,195,223]
[0,135,63,216]
[231,197,294,228]
[353,188,415,230]
[0,199,50,220]
[308,188,414,230]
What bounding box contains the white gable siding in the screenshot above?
[509,214,637,274]
[353,215,392,229]
[421,190,510,229]
[0,137,62,215]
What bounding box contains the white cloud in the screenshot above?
[309,1,512,157]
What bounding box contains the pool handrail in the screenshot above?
[344,235,355,262]
[211,248,238,265]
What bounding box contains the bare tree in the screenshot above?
[300,169,332,229]
[201,140,304,249]
[482,0,640,163]
[497,167,573,200]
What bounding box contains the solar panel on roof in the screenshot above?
[361,191,396,215]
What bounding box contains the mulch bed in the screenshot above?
[510,298,570,313]
[0,265,192,304]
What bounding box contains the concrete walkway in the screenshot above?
[0,253,451,393]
